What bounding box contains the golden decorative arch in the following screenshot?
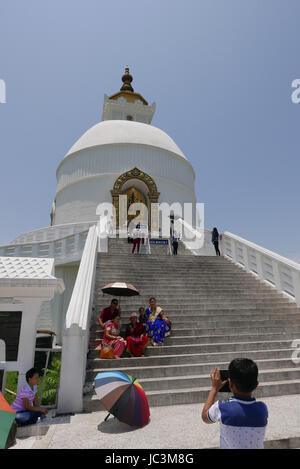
[111,167,160,230]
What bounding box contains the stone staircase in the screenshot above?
[83,238,300,411]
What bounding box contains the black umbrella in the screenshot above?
[101,282,139,297]
[101,283,140,309]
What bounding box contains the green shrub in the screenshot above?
[41,357,61,406]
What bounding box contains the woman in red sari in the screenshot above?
[125,313,149,357]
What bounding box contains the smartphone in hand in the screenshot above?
[219,370,230,392]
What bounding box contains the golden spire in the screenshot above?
[107,67,148,106]
[120,67,134,92]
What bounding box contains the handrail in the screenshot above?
[173,218,214,255]
[57,224,98,413]
[221,231,300,305]
[0,230,91,266]
[10,221,96,245]
[168,238,172,255]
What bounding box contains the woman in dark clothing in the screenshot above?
[212,227,221,256]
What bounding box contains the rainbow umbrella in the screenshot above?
[94,371,150,427]
[0,391,16,449]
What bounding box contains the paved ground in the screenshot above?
[12,394,300,449]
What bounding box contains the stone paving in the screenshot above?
[12,394,300,449]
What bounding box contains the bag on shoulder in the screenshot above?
[100,343,115,359]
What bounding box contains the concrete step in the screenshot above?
[87,339,294,359]
[89,319,300,334]
[145,380,300,407]
[94,291,290,300]
[95,268,268,275]
[87,368,300,392]
[96,273,277,280]
[137,368,300,392]
[98,259,255,266]
[143,339,295,356]
[95,276,279,286]
[94,296,294,305]
[93,311,300,322]
[88,331,300,348]
[165,331,299,345]
[94,307,299,317]
[96,300,294,308]
[83,380,300,410]
[87,348,294,369]
[98,265,258,271]
[97,267,257,273]
[97,273,270,280]
[95,284,276,291]
[90,314,300,324]
[124,318,300,329]
[89,324,300,338]
[85,357,300,381]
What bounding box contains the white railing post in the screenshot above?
[48,241,55,259]
[243,245,250,270]
[292,269,300,306]
[57,225,98,414]
[231,239,237,263]
[272,260,282,292]
[255,252,264,279]
[75,233,82,256]
[31,244,38,258]
[98,217,108,253]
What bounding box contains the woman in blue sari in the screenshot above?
[145,297,171,346]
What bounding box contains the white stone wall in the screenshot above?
[102,94,156,124]
[54,144,196,226]
[37,300,53,331]
[52,264,79,345]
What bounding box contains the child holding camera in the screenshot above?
[202,358,268,449]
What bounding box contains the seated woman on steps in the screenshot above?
[145,297,171,346]
[125,312,149,357]
[101,315,127,358]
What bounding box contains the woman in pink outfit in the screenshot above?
[102,315,127,358]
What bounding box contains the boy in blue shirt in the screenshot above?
[202,358,268,449]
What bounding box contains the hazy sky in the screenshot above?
[0,1,299,261]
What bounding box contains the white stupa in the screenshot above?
[1,68,208,345]
[51,67,197,228]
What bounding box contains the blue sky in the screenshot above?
[0,1,299,261]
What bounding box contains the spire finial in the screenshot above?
[120,66,134,92]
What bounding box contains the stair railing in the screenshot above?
[221,231,300,306]
[57,224,98,413]
[172,218,215,255]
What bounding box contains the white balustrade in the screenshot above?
[0,228,95,266]
[57,224,98,414]
[10,221,96,245]
[221,231,300,306]
[172,218,215,255]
